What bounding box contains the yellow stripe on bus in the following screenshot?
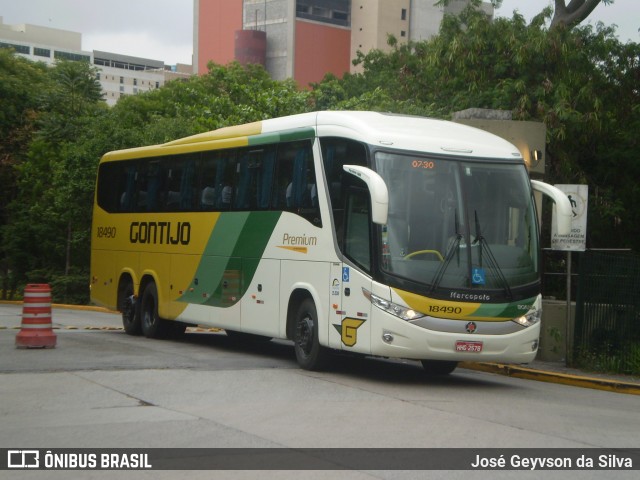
[101,137,252,162]
[162,121,263,147]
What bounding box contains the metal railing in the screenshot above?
[573,250,640,374]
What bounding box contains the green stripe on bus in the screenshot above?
[178,211,282,308]
[472,297,537,319]
[247,127,315,146]
[279,127,315,143]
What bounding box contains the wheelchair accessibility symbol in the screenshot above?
[472,267,486,285]
[342,267,350,283]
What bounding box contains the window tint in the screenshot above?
[235,147,277,210]
[199,151,236,210]
[96,141,319,225]
[344,189,371,272]
[319,137,368,251]
[274,141,320,225]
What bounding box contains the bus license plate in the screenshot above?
[455,341,483,353]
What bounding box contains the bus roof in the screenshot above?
[100,111,522,162]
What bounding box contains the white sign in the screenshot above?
[551,184,588,251]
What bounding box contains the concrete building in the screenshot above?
[194,0,351,86]
[93,51,165,105]
[194,0,493,85]
[0,17,192,106]
[409,0,493,42]
[0,17,89,63]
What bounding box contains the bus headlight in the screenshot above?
[513,308,541,328]
[363,289,426,321]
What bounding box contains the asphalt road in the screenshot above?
[1,304,638,479]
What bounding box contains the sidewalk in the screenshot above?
[460,360,640,396]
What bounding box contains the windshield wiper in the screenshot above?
[473,210,512,299]
[430,209,462,293]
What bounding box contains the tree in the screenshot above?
[2,59,106,301]
[38,60,104,143]
[551,0,613,28]
[437,0,613,29]
[313,5,640,251]
[2,58,313,301]
[0,50,51,297]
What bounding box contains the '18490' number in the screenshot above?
[97,226,117,238]
[429,305,462,315]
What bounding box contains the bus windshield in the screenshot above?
[375,152,539,295]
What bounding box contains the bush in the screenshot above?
[49,272,90,305]
[574,341,640,376]
[24,269,90,305]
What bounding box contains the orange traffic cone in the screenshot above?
[15,284,57,348]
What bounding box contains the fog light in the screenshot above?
[382,333,394,344]
[531,340,538,351]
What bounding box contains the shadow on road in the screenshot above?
[177,331,514,390]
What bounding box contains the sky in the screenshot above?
[0,0,637,66]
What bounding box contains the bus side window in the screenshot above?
[121,163,137,212]
[135,163,149,210]
[234,147,276,210]
[273,145,292,209]
[165,159,182,210]
[275,140,320,225]
[216,154,236,210]
[288,147,311,208]
[97,161,133,213]
[144,160,167,211]
[235,152,252,209]
[319,137,368,252]
[344,188,372,272]
[257,149,276,209]
[178,156,198,210]
[200,151,217,210]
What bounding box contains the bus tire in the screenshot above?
[421,360,458,375]
[293,298,331,371]
[120,278,141,335]
[140,282,167,339]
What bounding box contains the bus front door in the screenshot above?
[334,263,372,355]
[330,186,374,354]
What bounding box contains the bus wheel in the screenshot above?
[293,298,330,371]
[140,282,167,339]
[421,360,458,375]
[120,279,141,335]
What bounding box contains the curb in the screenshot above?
[460,362,640,396]
[53,303,119,314]
[0,300,117,314]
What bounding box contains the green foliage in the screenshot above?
[103,61,311,146]
[311,6,640,251]
[0,50,52,296]
[574,342,640,376]
[2,59,108,286]
[48,270,91,305]
[1,7,639,304]
[0,54,312,302]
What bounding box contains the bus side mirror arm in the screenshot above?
[343,165,389,225]
[530,180,573,236]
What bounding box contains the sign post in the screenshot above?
[551,184,588,365]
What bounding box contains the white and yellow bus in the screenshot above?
[91,111,571,374]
